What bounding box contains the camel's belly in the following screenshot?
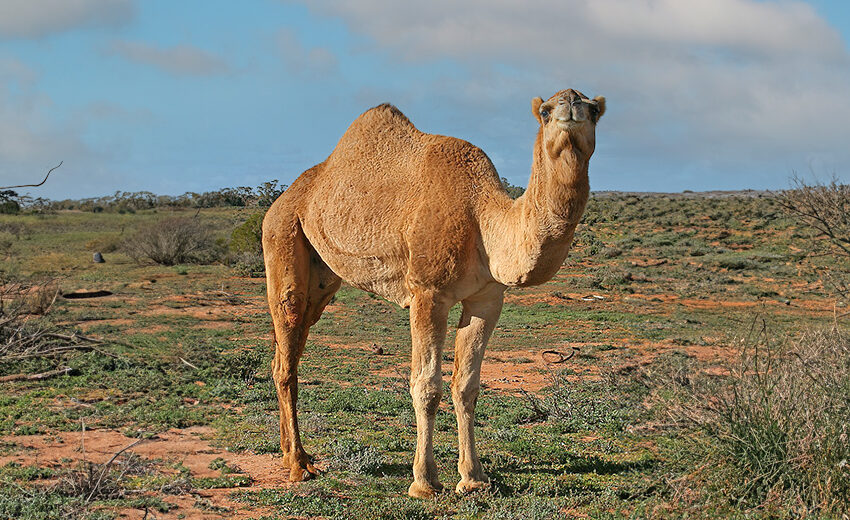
[301,219,412,307]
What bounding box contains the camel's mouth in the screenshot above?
[554,100,595,130]
[556,118,583,131]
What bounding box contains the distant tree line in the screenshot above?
[20,180,287,213]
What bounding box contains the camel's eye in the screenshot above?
[540,109,549,120]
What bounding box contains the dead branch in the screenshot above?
[517,386,548,423]
[778,175,850,258]
[85,438,146,503]
[0,161,62,190]
[0,366,72,383]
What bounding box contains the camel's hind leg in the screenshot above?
[264,217,340,481]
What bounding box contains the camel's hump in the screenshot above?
[353,103,416,131]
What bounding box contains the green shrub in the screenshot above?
[711,254,754,270]
[520,369,642,432]
[0,200,19,215]
[229,212,264,256]
[229,213,265,276]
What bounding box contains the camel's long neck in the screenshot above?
[483,131,590,287]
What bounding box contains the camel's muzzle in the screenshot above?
[556,99,595,125]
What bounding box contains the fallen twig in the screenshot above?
[0,366,72,383]
[179,357,199,370]
[517,386,548,423]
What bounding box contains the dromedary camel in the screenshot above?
[262,88,605,497]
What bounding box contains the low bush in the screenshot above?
[675,324,850,516]
[124,217,219,266]
[84,235,122,253]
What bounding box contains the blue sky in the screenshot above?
[1,0,849,199]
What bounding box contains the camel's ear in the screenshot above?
[531,97,544,124]
[593,96,606,122]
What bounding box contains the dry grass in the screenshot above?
[664,321,850,516]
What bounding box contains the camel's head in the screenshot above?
[532,89,605,160]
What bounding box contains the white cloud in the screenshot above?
[295,0,850,188]
[276,29,338,78]
[0,0,133,40]
[298,0,844,62]
[110,40,230,76]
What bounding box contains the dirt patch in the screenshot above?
[479,352,553,392]
[0,426,290,519]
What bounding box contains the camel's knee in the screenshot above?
[451,380,479,410]
[410,378,442,415]
[271,357,298,387]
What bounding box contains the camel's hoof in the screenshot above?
[288,464,317,482]
[455,478,491,495]
[408,480,443,499]
[288,461,320,482]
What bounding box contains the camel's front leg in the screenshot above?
[452,285,504,494]
[407,291,450,498]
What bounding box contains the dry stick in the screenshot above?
[85,438,145,503]
[0,366,72,383]
[179,357,199,370]
[517,386,547,422]
[81,418,86,464]
[43,332,137,352]
[0,161,63,190]
[2,345,111,361]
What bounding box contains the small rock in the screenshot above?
[92,252,104,263]
[370,344,384,355]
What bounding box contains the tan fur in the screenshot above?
[263,89,605,497]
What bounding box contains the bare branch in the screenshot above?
[779,175,850,258]
[0,161,63,190]
[85,438,146,503]
[0,366,72,383]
